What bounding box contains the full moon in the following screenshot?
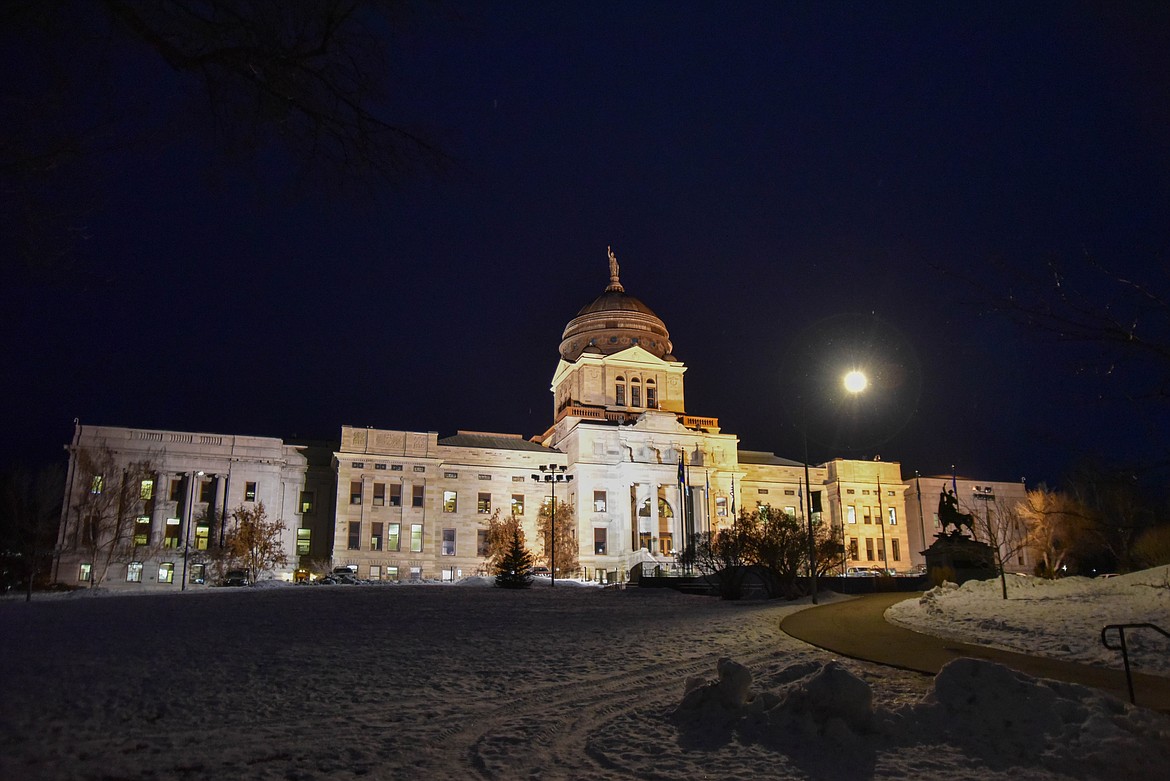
[843,370,868,393]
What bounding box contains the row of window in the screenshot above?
[348,521,424,552]
[614,375,657,408]
[350,462,427,472]
[346,522,612,557]
[847,537,902,563]
[846,506,897,525]
[89,475,262,505]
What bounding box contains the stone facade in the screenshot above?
[54,423,333,589]
[903,475,1032,572]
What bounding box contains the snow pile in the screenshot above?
[888,566,1170,674]
[673,656,1170,778]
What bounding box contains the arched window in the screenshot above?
[615,376,626,406]
[631,377,642,407]
[646,378,657,408]
[638,497,673,517]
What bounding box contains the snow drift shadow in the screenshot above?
[672,657,1170,780]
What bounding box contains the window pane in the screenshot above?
[511,494,524,515]
[477,492,491,513]
[410,523,423,552]
[387,523,400,551]
[443,491,457,513]
[441,528,456,556]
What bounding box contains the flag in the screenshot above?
[678,451,685,487]
[730,478,736,516]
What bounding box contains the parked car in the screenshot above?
[531,566,551,577]
[222,569,250,587]
[846,567,877,577]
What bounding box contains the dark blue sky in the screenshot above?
[3,2,1168,487]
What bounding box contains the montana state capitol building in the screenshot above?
[55,251,1031,588]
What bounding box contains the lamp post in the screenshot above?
[801,430,819,604]
[531,464,573,587]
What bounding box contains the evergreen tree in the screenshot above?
[495,525,534,589]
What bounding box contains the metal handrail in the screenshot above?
[1100,623,1170,704]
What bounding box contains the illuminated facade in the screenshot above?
[331,251,914,580]
[62,250,1041,588]
[54,423,334,588]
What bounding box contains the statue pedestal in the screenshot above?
[922,533,996,585]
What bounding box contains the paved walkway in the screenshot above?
[780,591,1170,712]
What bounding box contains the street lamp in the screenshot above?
[531,464,573,587]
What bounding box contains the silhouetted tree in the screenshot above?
[0,463,65,600]
[3,1,448,276]
[67,444,156,587]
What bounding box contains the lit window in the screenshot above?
[593,491,607,513]
[79,563,92,582]
[300,491,315,514]
[594,528,607,555]
[140,480,153,500]
[164,517,181,548]
[511,494,524,515]
[387,523,400,551]
[350,481,362,505]
[194,525,210,551]
[409,566,422,581]
[716,496,728,516]
[369,565,381,580]
[90,475,103,494]
[347,521,361,550]
[785,506,796,518]
[158,562,175,584]
[477,492,491,513]
[888,508,897,525]
[442,528,456,556]
[386,566,399,581]
[296,528,311,555]
[134,516,151,546]
[190,563,205,584]
[127,562,143,582]
[441,568,454,582]
[443,491,457,513]
[410,523,423,552]
[371,522,383,551]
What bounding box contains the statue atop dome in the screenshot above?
[606,246,624,292]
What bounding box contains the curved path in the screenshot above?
[781,592,1170,711]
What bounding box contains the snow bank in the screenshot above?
[887,566,1170,675]
[674,656,1170,778]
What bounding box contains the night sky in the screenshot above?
[3,3,1168,488]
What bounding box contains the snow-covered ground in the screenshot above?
[1,574,1167,780]
[886,565,1170,676]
